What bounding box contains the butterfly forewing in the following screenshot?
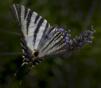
[12,4,70,65]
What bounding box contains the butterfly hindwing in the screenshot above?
[39,27,70,57]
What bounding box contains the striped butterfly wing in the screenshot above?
[39,27,71,57]
[12,4,71,65]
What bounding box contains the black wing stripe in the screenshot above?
[12,4,21,23]
[24,7,28,19]
[43,23,49,38]
[40,31,60,51]
[34,15,40,23]
[45,39,66,54]
[20,38,31,56]
[43,33,64,52]
[45,32,60,48]
[46,43,66,55]
[33,18,44,45]
[37,22,49,49]
[46,26,55,36]
[26,10,33,34]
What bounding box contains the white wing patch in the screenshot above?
[27,13,42,51]
[34,19,47,49]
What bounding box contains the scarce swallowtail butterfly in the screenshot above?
[12,4,95,68]
[12,4,72,66]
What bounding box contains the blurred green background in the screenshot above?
[0,0,101,88]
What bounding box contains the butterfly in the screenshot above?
[12,4,73,66]
[12,4,95,67]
